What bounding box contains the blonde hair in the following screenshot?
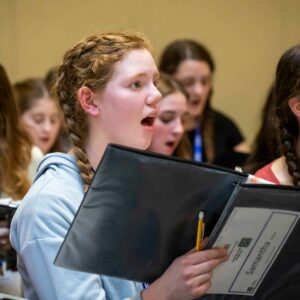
[0,64,31,199]
[56,32,151,189]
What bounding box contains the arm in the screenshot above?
[11,179,142,300]
[234,141,250,154]
[20,237,106,300]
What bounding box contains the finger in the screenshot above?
[181,255,227,279]
[192,255,228,274]
[186,271,212,288]
[189,279,212,298]
[184,247,228,265]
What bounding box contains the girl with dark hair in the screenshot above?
[255,45,300,186]
[243,84,280,174]
[148,73,192,159]
[159,40,249,168]
[10,32,227,300]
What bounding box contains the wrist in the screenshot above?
[141,277,170,300]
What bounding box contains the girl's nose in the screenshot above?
[42,120,52,132]
[146,84,162,107]
[172,118,184,136]
[192,81,204,96]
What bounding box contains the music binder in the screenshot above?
[54,144,300,298]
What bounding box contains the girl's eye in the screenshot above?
[159,112,176,124]
[201,78,210,87]
[180,78,194,87]
[50,117,60,125]
[33,117,44,124]
[130,81,142,89]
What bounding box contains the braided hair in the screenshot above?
[56,32,150,190]
[275,45,300,186]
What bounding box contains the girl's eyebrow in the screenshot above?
[126,73,148,81]
[160,110,175,114]
[126,70,159,81]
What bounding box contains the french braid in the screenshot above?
[56,32,150,190]
[275,44,300,186]
[281,126,300,186]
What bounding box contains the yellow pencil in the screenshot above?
[196,211,204,251]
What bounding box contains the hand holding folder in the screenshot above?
[55,144,300,299]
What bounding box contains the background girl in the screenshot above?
[0,64,42,297]
[255,45,300,186]
[159,39,249,168]
[14,78,62,154]
[148,73,191,159]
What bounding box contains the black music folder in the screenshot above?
[55,144,300,298]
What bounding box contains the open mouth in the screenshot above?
[141,116,155,127]
[190,99,201,107]
[166,141,175,148]
[40,137,50,143]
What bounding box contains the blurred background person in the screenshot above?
[255,45,300,186]
[243,83,280,174]
[159,39,249,169]
[14,78,63,154]
[0,64,42,297]
[148,73,192,159]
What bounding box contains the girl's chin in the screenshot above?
[163,147,174,156]
[189,109,203,118]
[132,138,152,151]
[38,145,50,154]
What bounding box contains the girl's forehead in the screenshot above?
[112,49,158,79]
[27,97,58,111]
[160,92,188,110]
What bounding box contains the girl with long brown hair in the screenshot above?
[10,32,227,300]
[0,65,32,200]
[159,40,249,168]
[0,64,42,296]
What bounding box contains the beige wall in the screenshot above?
[1,0,300,144]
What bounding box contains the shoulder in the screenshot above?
[31,146,44,160]
[28,146,44,182]
[11,154,84,252]
[255,159,281,184]
[212,110,244,145]
[212,110,239,127]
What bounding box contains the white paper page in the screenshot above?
[208,207,299,295]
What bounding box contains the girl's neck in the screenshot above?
[85,142,106,171]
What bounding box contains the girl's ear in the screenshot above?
[77,86,100,116]
[288,97,300,118]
